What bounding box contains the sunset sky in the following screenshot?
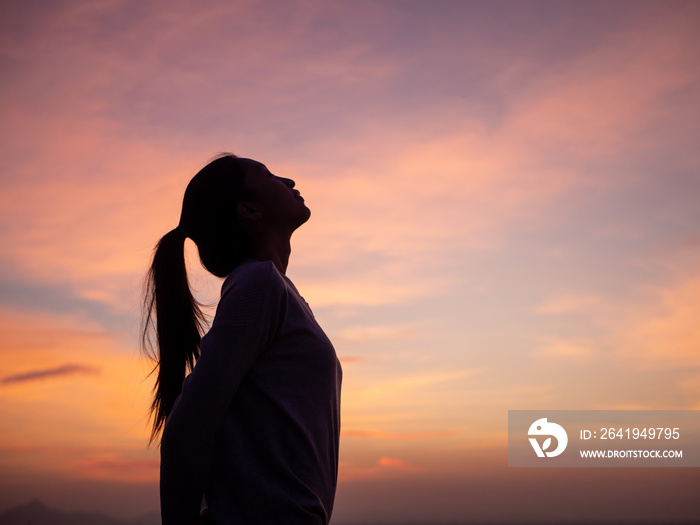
[1,0,700,522]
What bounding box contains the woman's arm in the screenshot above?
[159,262,287,525]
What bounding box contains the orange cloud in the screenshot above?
[338,455,428,483]
[535,292,604,315]
[333,324,422,343]
[621,274,700,368]
[530,340,595,362]
[76,452,159,483]
[378,456,423,472]
[349,369,482,396]
[343,429,455,440]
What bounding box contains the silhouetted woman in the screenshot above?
[142,154,342,525]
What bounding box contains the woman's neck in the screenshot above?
[249,234,292,274]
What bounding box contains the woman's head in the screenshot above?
[179,154,310,278]
[234,157,311,239]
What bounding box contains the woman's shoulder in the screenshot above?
[212,260,288,325]
[221,259,285,297]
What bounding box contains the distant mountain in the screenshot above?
[0,500,160,525]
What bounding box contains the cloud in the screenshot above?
[340,369,487,437]
[620,273,700,368]
[1,364,99,385]
[343,429,455,440]
[0,308,155,458]
[535,292,604,314]
[338,455,427,483]
[2,0,699,323]
[338,355,364,365]
[350,369,482,396]
[333,324,421,343]
[530,340,594,362]
[77,452,159,483]
[378,456,423,472]
[0,444,159,484]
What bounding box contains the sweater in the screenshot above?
[160,260,342,524]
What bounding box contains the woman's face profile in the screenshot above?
[238,158,311,230]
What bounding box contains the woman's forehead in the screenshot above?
[239,158,266,171]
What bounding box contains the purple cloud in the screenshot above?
[1,364,99,385]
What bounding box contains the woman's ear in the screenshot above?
[237,201,263,220]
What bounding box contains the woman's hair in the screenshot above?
[141,153,251,443]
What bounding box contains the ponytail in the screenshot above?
[141,153,251,444]
[142,226,206,444]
